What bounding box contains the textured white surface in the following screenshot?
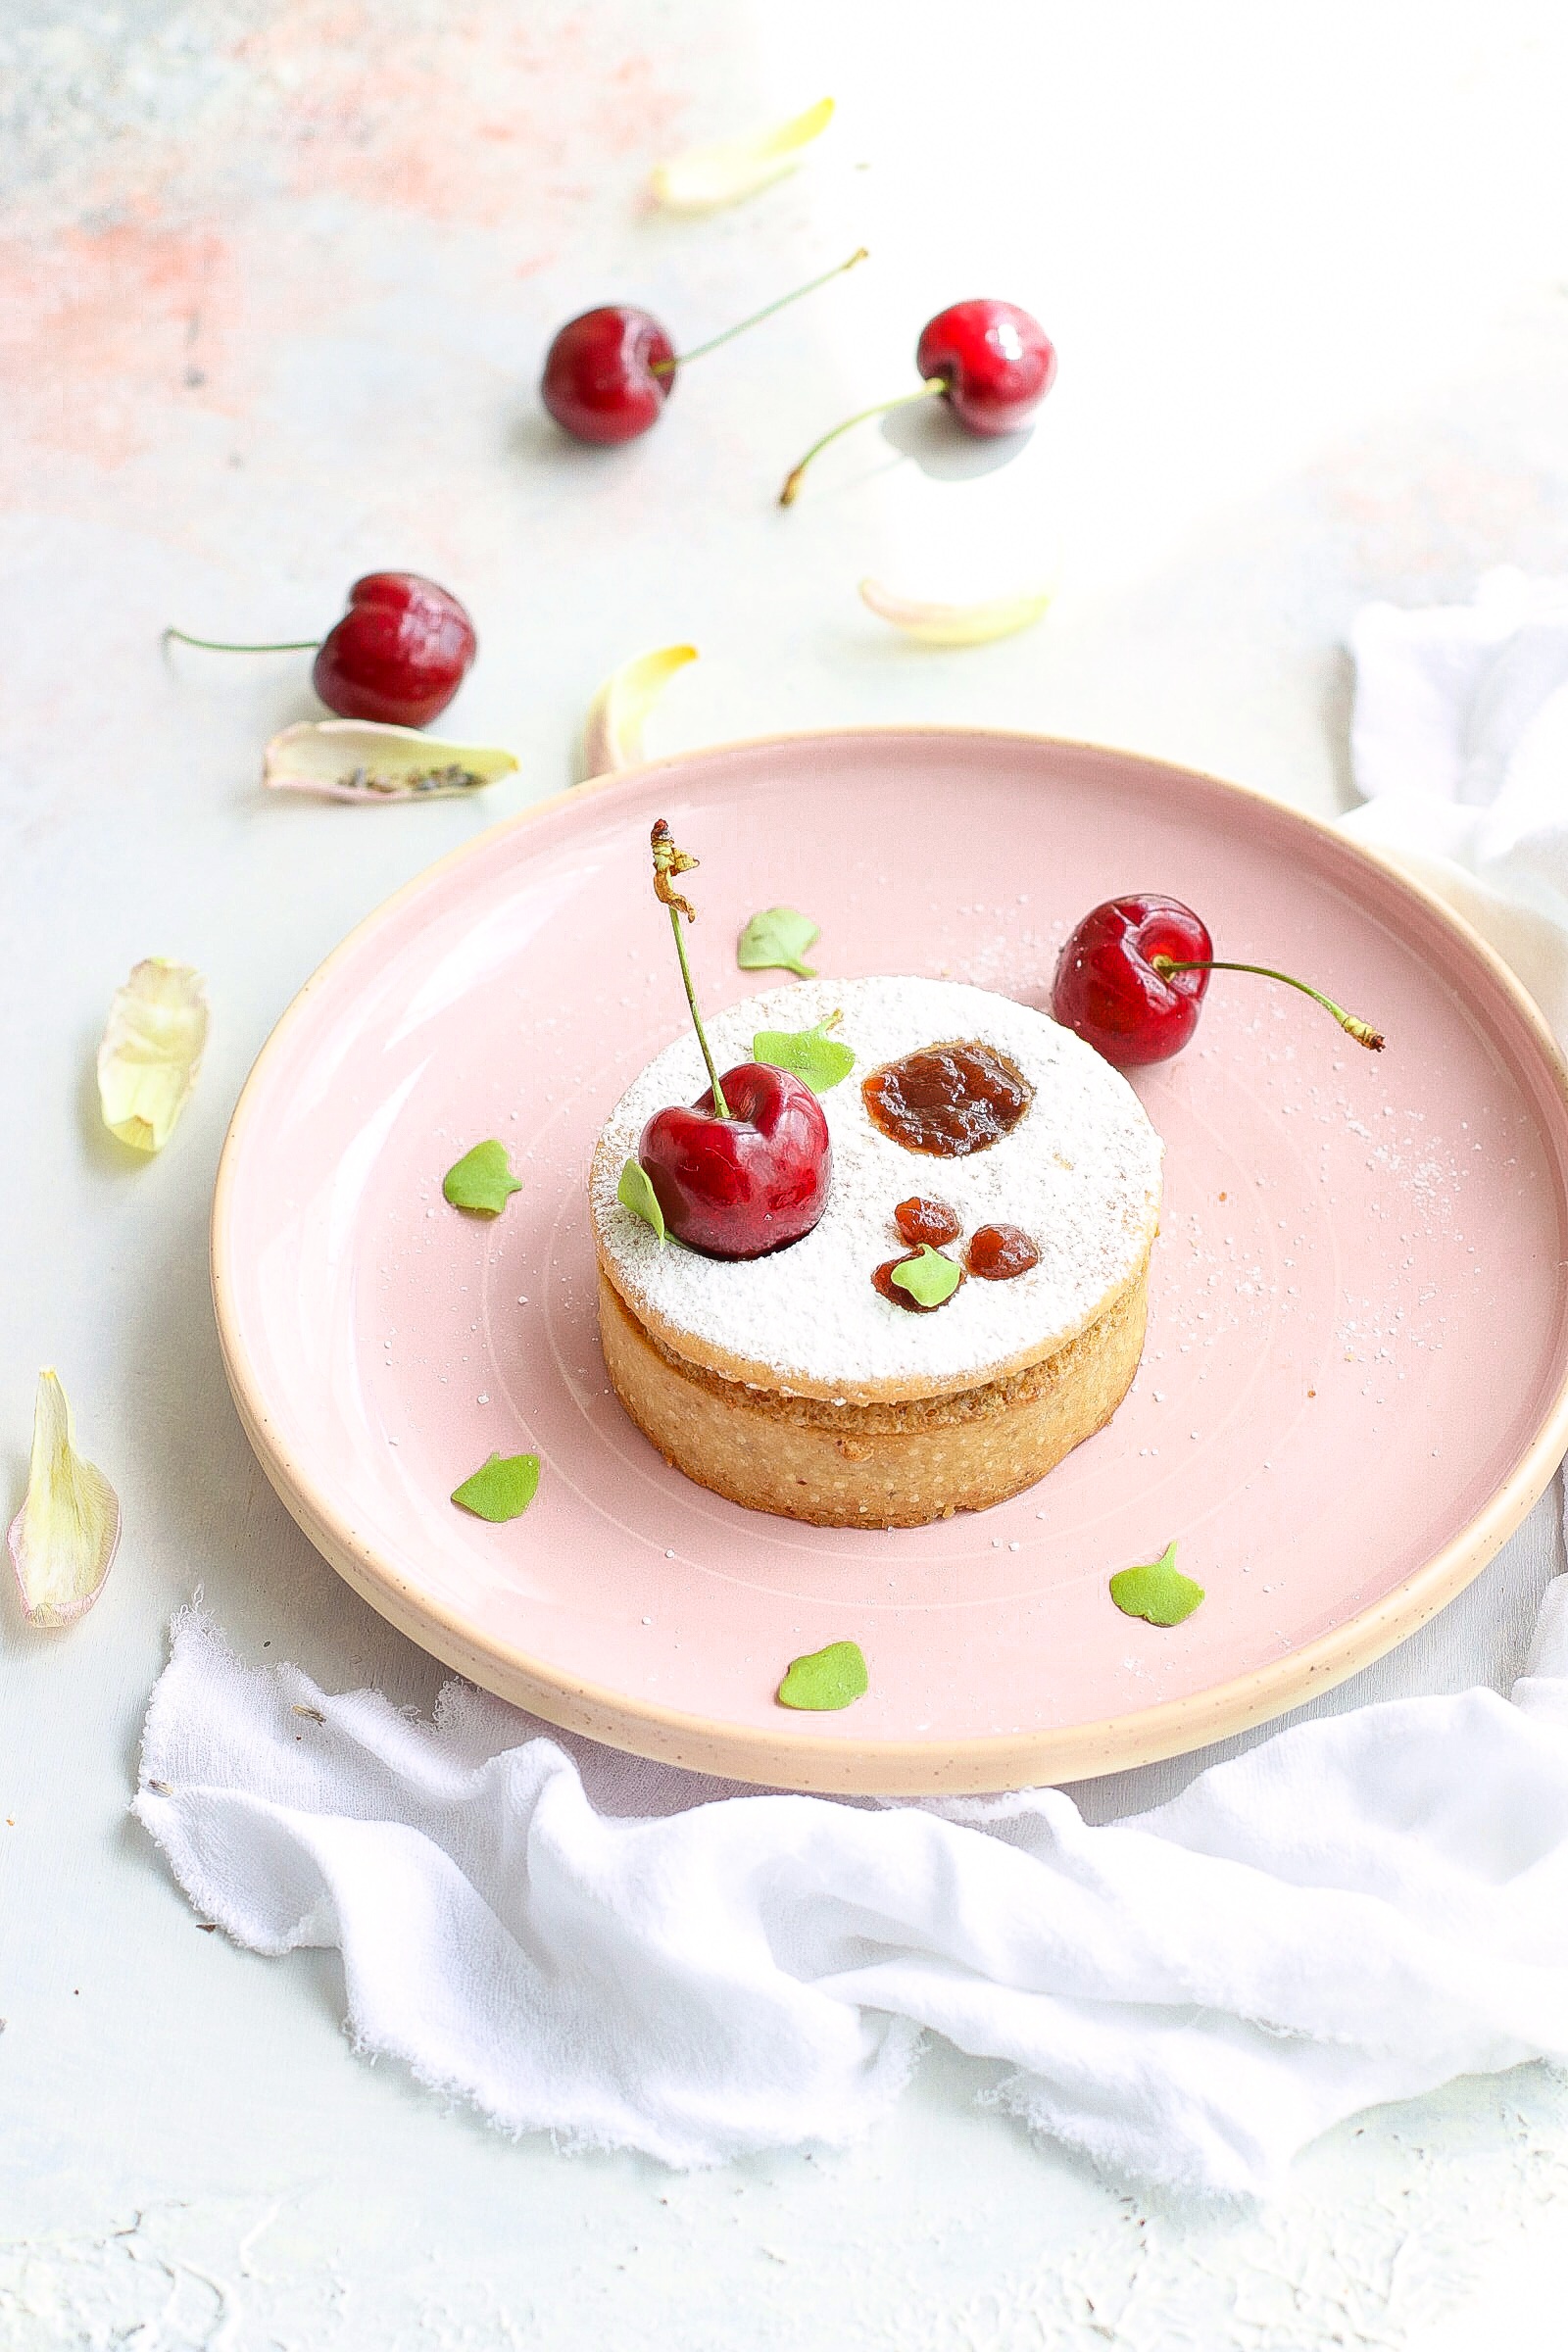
[592,976,1161,1393]
[4,0,1568,2345]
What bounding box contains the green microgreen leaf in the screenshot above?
[451,1450,540,1523]
[890,1245,961,1309]
[442,1139,522,1216]
[737,906,820,979]
[1108,1540,1204,1628]
[617,1156,667,1240]
[777,1639,868,1711]
[751,1011,855,1093]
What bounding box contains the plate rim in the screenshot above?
[212,726,1568,1793]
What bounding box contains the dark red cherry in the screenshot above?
[780,295,1056,503]
[914,300,1057,436]
[312,573,476,726]
[1054,895,1387,1065]
[638,1063,831,1260]
[164,571,476,728]
[543,253,869,450]
[1053,895,1213,1067]
[541,306,676,446]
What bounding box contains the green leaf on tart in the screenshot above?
[442,1139,522,1216]
[1108,1540,1204,1627]
[737,905,820,979]
[777,1639,869,1711]
[451,1450,541,1522]
[617,1155,667,1240]
[752,1010,855,1093]
[890,1245,961,1309]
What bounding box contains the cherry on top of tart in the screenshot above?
[862,1039,1032,1158]
[630,819,832,1261]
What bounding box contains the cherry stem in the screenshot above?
[650,819,731,1116]
[652,248,868,377]
[668,903,731,1115]
[779,376,947,507]
[1152,956,1386,1052]
[163,627,319,654]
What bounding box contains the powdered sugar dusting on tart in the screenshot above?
[589,977,1162,1400]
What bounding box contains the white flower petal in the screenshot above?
[263,720,518,804]
[9,1370,121,1627]
[97,958,209,1153]
[858,577,1054,646]
[580,646,698,779]
[651,97,835,212]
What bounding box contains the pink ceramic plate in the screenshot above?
[213,733,1568,1793]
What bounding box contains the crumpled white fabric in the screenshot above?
[1345,566,1568,1034]
[136,1588,1568,2200]
[133,577,1568,2197]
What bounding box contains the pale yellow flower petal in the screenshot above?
[651,98,835,212]
[9,1371,122,1627]
[97,958,209,1153]
[581,646,698,779]
[858,577,1054,646]
[263,720,518,804]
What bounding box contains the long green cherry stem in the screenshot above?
[669,903,730,1114]
[779,375,947,507]
[651,248,868,378]
[650,818,731,1116]
[164,628,319,653]
[1152,956,1386,1052]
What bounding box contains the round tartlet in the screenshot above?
[589,976,1162,1527]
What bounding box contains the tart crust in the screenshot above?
[589,976,1161,1527]
[598,1249,1150,1528]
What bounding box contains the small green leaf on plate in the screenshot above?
[617,1156,667,1240]
[777,1638,868,1711]
[1108,1540,1204,1627]
[738,906,820,979]
[890,1245,961,1309]
[752,1011,855,1093]
[451,1450,540,1523]
[442,1139,522,1216]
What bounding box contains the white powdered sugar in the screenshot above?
[589,977,1162,1399]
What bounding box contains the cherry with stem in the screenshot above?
[163,572,477,728]
[635,819,832,1259]
[779,296,1057,507]
[1052,893,1385,1067]
[543,250,868,449]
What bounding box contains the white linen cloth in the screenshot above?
[1345,566,1568,1032]
[135,577,1568,2196]
[137,1587,1568,2199]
